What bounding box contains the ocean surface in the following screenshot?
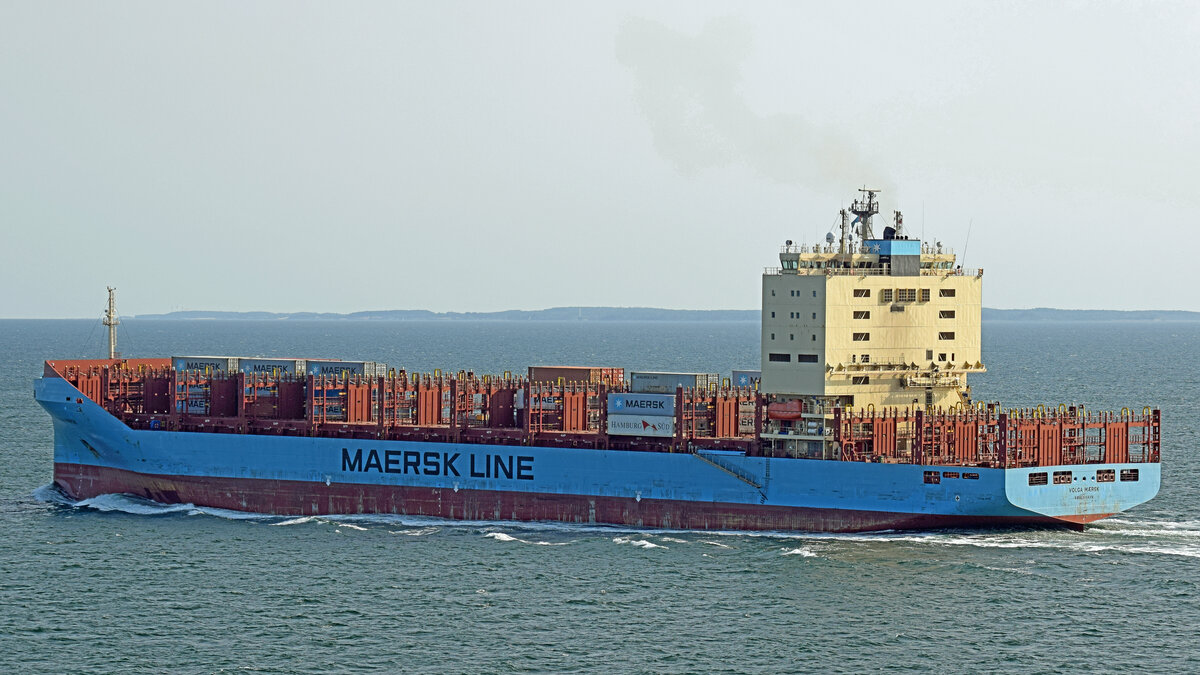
[1,318,1197,674]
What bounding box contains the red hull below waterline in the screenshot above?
[54,462,1100,533]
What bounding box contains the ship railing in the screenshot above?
[765,264,983,278]
[921,267,983,277]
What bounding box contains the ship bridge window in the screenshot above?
[940,288,956,298]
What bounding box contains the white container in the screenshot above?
[630,371,720,394]
[607,414,675,437]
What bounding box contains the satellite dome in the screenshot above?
[825,232,836,244]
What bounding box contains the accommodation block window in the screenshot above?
[853,289,871,298]
[853,311,870,320]
[768,353,791,362]
[851,376,870,385]
[853,332,870,341]
[938,332,955,340]
[939,310,955,319]
[939,288,956,297]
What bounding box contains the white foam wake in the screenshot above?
[781,547,818,557]
[484,531,570,546]
[613,536,666,549]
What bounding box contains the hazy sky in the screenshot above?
[2,2,1197,318]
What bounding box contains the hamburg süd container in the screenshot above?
[606,414,675,438]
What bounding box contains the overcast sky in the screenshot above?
[2,1,1197,318]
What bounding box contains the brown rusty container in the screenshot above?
[527,366,624,386]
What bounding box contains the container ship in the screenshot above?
[35,190,1161,532]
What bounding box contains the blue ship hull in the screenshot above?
[35,377,1161,532]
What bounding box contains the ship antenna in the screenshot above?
[961,218,973,268]
[850,187,880,240]
[103,286,119,359]
[839,209,850,255]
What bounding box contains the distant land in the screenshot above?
[128,307,1200,322]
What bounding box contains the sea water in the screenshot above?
[0,319,1197,674]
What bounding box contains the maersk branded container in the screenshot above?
[172,356,239,373]
[731,370,761,388]
[606,414,675,438]
[607,393,675,417]
[239,358,306,376]
[528,366,624,386]
[629,371,720,394]
[306,360,388,378]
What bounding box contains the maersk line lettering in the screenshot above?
[623,399,666,410]
[341,448,532,480]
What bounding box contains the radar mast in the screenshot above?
[850,187,880,240]
[103,287,119,359]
